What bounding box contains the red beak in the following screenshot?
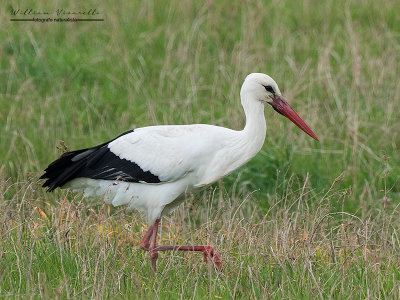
[268,96,319,141]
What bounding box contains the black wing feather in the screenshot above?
[40,130,161,192]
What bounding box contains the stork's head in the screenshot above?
[241,73,319,141]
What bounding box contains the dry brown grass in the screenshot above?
[1,0,399,298]
[1,171,400,298]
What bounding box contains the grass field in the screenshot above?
[1,0,399,298]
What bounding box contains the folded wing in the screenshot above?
[41,125,212,192]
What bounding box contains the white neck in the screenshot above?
[242,96,266,137]
[221,92,267,175]
[239,93,267,160]
[195,91,267,186]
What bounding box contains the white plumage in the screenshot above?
[41,73,318,271]
[66,121,266,222]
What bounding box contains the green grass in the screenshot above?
[1,0,399,298]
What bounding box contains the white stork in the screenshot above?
[41,73,319,272]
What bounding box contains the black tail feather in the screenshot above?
[41,148,98,191]
[40,130,134,192]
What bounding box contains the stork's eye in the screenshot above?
[264,85,275,94]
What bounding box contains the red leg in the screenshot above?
[155,245,222,269]
[140,218,222,273]
[149,219,160,273]
[140,223,155,250]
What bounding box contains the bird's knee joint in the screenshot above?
[150,251,158,259]
[140,242,150,251]
[203,246,214,255]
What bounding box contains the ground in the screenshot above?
[0,0,399,298]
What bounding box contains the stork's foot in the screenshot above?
[202,245,222,270]
[155,245,223,270]
[140,219,222,273]
[139,221,159,273]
